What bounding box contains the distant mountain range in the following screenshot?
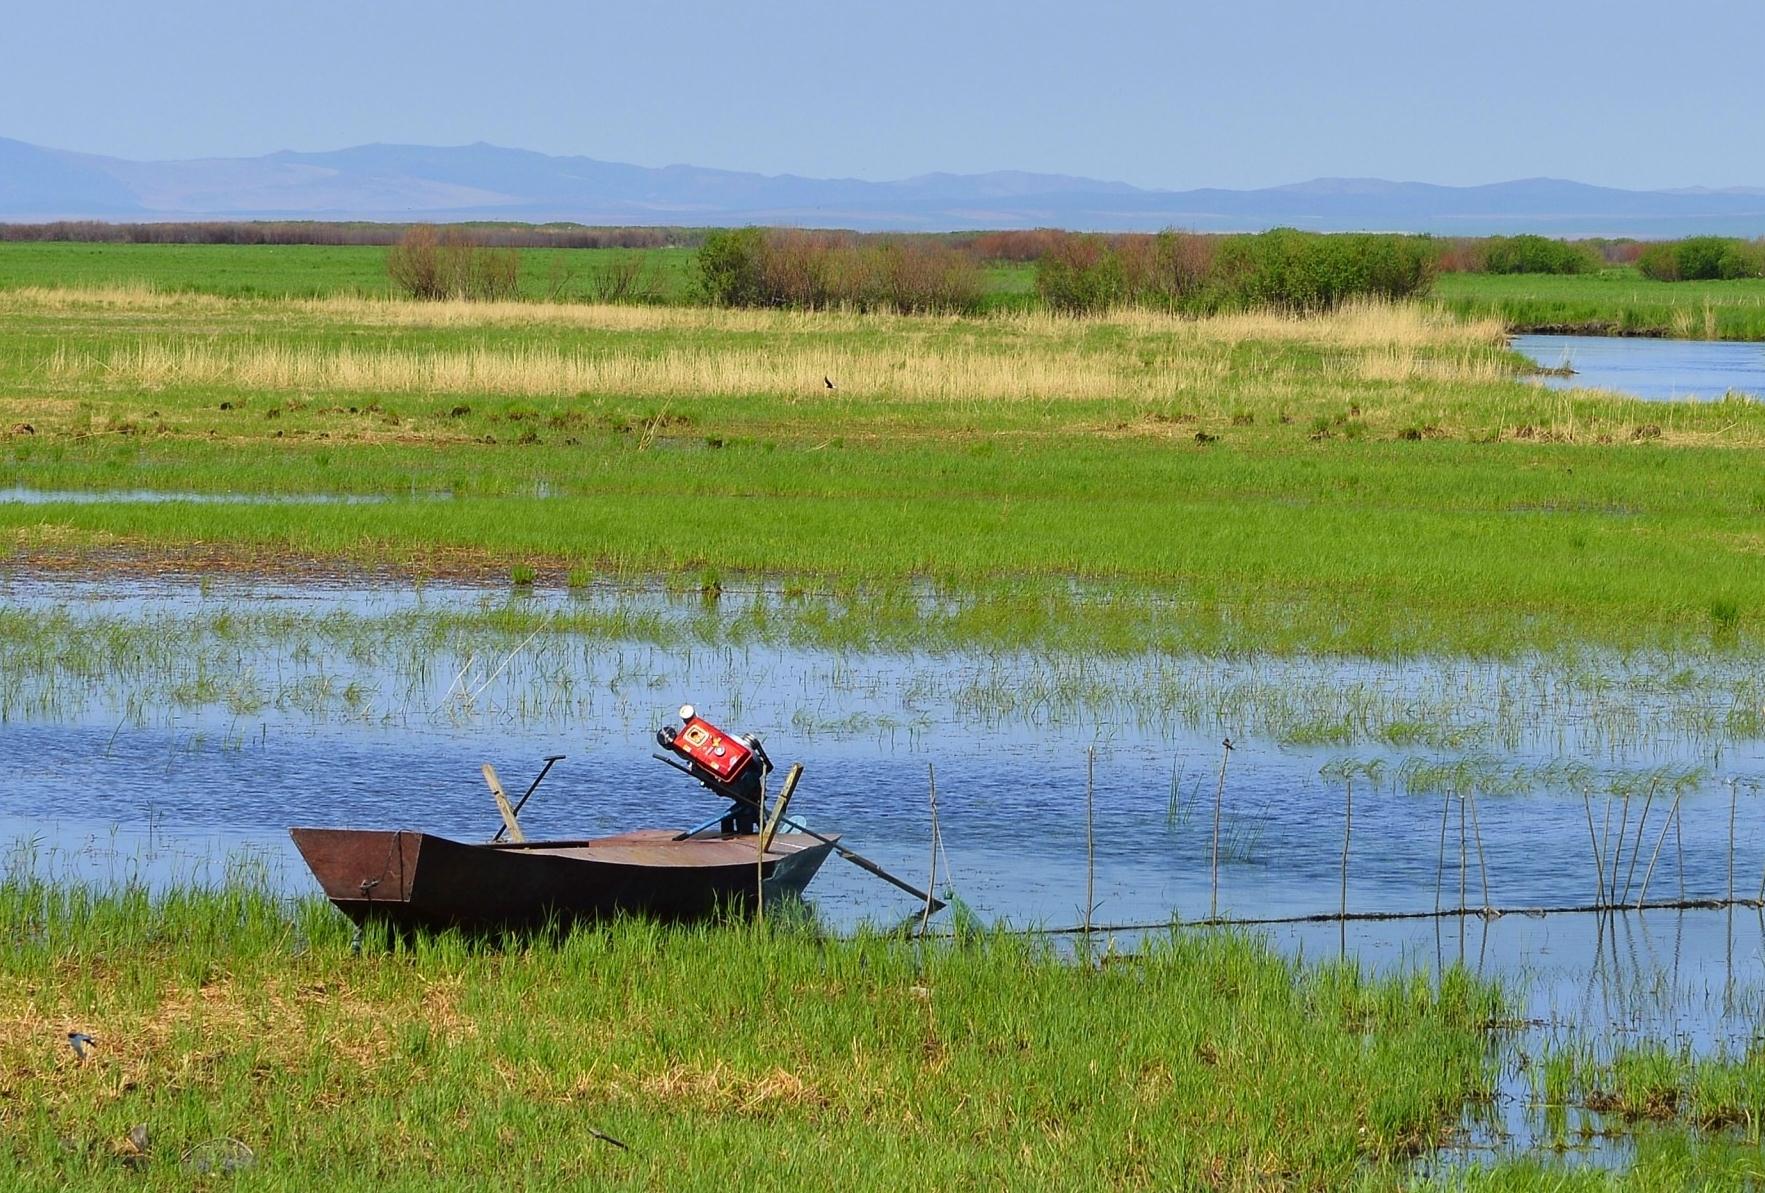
[5,137,1765,236]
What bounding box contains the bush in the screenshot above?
[1211,229,1436,312]
[1034,228,1432,315]
[695,227,768,306]
[695,228,982,312]
[1482,235,1595,275]
[1637,237,1765,282]
[1035,234,1127,313]
[386,226,520,300]
[967,228,1066,262]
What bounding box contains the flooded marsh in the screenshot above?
[7,274,1765,1182]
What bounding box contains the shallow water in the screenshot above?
[0,487,395,506]
[4,572,1763,931]
[1513,333,1765,402]
[4,569,1763,1172]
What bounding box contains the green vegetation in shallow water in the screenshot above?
[1436,270,1765,340]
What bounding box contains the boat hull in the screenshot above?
[289,827,838,932]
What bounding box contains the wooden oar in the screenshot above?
[491,755,565,843]
[482,764,525,844]
[760,764,803,853]
[654,753,945,913]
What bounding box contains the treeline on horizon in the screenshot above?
[5,220,1764,312]
[0,220,701,249]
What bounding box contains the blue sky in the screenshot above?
[13,0,1763,189]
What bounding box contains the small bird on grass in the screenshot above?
[67,1031,95,1060]
[823,376,837,391]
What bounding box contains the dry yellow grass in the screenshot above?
[1349,347,1517,384]
[0,283,235,315]
[1044,299,1507,350]
[33,288,1513,403]
[5,282,1504,350]
[50,338,1247,403]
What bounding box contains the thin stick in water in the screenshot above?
[1581,785,1607,905]
[1621,777,1661,903]
[1678,799,1687,903]
[922,763,940,936]
[1434,787,1452,916]
[1458,792,1468,917]
[1084,748,1096,937]
[1728,778,1738,907]
[1210,738,1232,921]
[1637,784,1690,910]
[1466,786,1492,914]
[1339,775,1353,923]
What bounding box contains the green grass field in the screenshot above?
[0,879,1506,1191]
[0,241,1038,306]
[0,241,708,301]
[10,242,1765,338]
[3,280,1763,656]
[1436,269,1765,340]
[5,880,1763,1191]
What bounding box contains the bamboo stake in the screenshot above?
[1600,791,1617,904]
[1621,777,1661,903]
[1084,747,1096,937]
[1581,786,1607,905]
[1637,784,1690,911]
[1339,775,1353,923]
[1210,738,1232,921]
[1434,787,1452,917]
[922,763,940,936]
[1677,801,1687,903]
[1610,786,1635,901]
[1757,783,1765,904]
[1728,779,1738,908]
[1465,787,1492,914]
[1458,793,1468,918]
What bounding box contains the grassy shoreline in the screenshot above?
[1436,272,1765,341]
[0,879,1502,1190]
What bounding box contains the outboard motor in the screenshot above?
[655,704,774,834]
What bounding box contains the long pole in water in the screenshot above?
[654,754,946,913]
[1210,738,1232,921]
[1339,775,1352,923]
[922,763,941,936]
[1085,748,1096,937]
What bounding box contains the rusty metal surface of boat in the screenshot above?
[289,826,838,931]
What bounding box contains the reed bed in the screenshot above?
[49,339,1245,404]
[4,598,1764,755]
[0,877,1503,1191]
[32,293,1514,404]
[3,282,1505,351]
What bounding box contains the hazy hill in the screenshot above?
[4,137,1765,236]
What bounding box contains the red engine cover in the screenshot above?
[674,716,753,784]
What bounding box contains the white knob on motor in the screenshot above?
[679,704,696,722]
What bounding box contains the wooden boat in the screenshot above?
[289,826,839,932]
